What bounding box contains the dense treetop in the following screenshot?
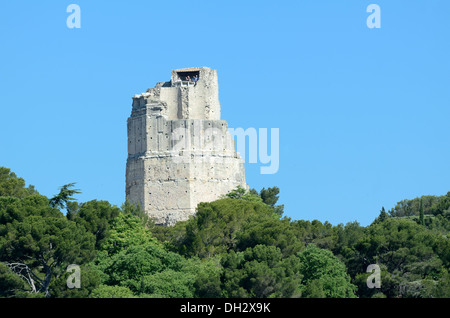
[0,166,448,298]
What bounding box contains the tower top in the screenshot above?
[170,66,215,86]
[173,66,203,72]
[132,67,220,121]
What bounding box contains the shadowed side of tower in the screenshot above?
[126,67,247,226]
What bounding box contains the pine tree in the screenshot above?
[419,198,425,226]
[379,207,388,222]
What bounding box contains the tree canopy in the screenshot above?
[0,167,449,298]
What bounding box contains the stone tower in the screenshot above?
[126,67,247,226]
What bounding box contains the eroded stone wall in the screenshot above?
[126,67,247,226]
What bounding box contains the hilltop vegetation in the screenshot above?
[0,166,449,298]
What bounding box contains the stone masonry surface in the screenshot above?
[126,67,247,226]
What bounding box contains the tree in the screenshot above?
[121,199,151,228]
[49,263,101,298]
[225,185,247,200]
[0,177,96,297]
[290,219,338,251]
[237,215,303,257]
[354,218,445,297]
[379,206,388,222]
[332,221,366,278]
[93,210,210,298]
[0,262,27,297]
[419,198,425,226]
[390,195,441,217]
[71,200,121,248]
[259,186,284,216]
[430,192,450,217]
[90,285,135,298]
[259,187,280,207]
[371,207,389,225]
[98,212,159,256]
[225,186,263,203]
[49,183,81,210]
[97,243,195,297]
[297,244,357,298]
[2,166,449,299]
[224,186,284,216]
[138,269,196,298]
[433,268,450,298]
[0,214,96,297]
[221,245,303,298]
[0,167,37,199]
[190,256,223,298]
[175,198,275,258]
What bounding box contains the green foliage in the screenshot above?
[189,256,223,298]
[121,199,152,228]
[372,207,389,225]
[138,269,195,298]
[237,216,303,257]
[389,194,450,218]
[0,167,37,199]
[332,221,366,276]
[433,268,450,297]
[259,186,284,216]
[0,194,61,224]
[0,262,27,297]
[90,285,136,298]
[99,213,159,255]
[0,194,96,297]
[221,245,303,298]
[348,218,448,298]
[71,200,121,248]
[219,244,356,298]
[50,264,101,298]
[3,215,95,265]
[259,187,280,206]
[290,219,338,251]
[218,185,287,236]
[225,185,263,203]
[98,244,189,294]
[1,166,449,299]
[297,244,356,298]
[429,192,450,217]
[419,198,425,226]
[173,198,279,258]
[49,183,80,210]
[225,186,285,216]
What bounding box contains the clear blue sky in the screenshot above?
[1,1,449,226]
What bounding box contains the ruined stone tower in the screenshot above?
[126,67,247,226]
